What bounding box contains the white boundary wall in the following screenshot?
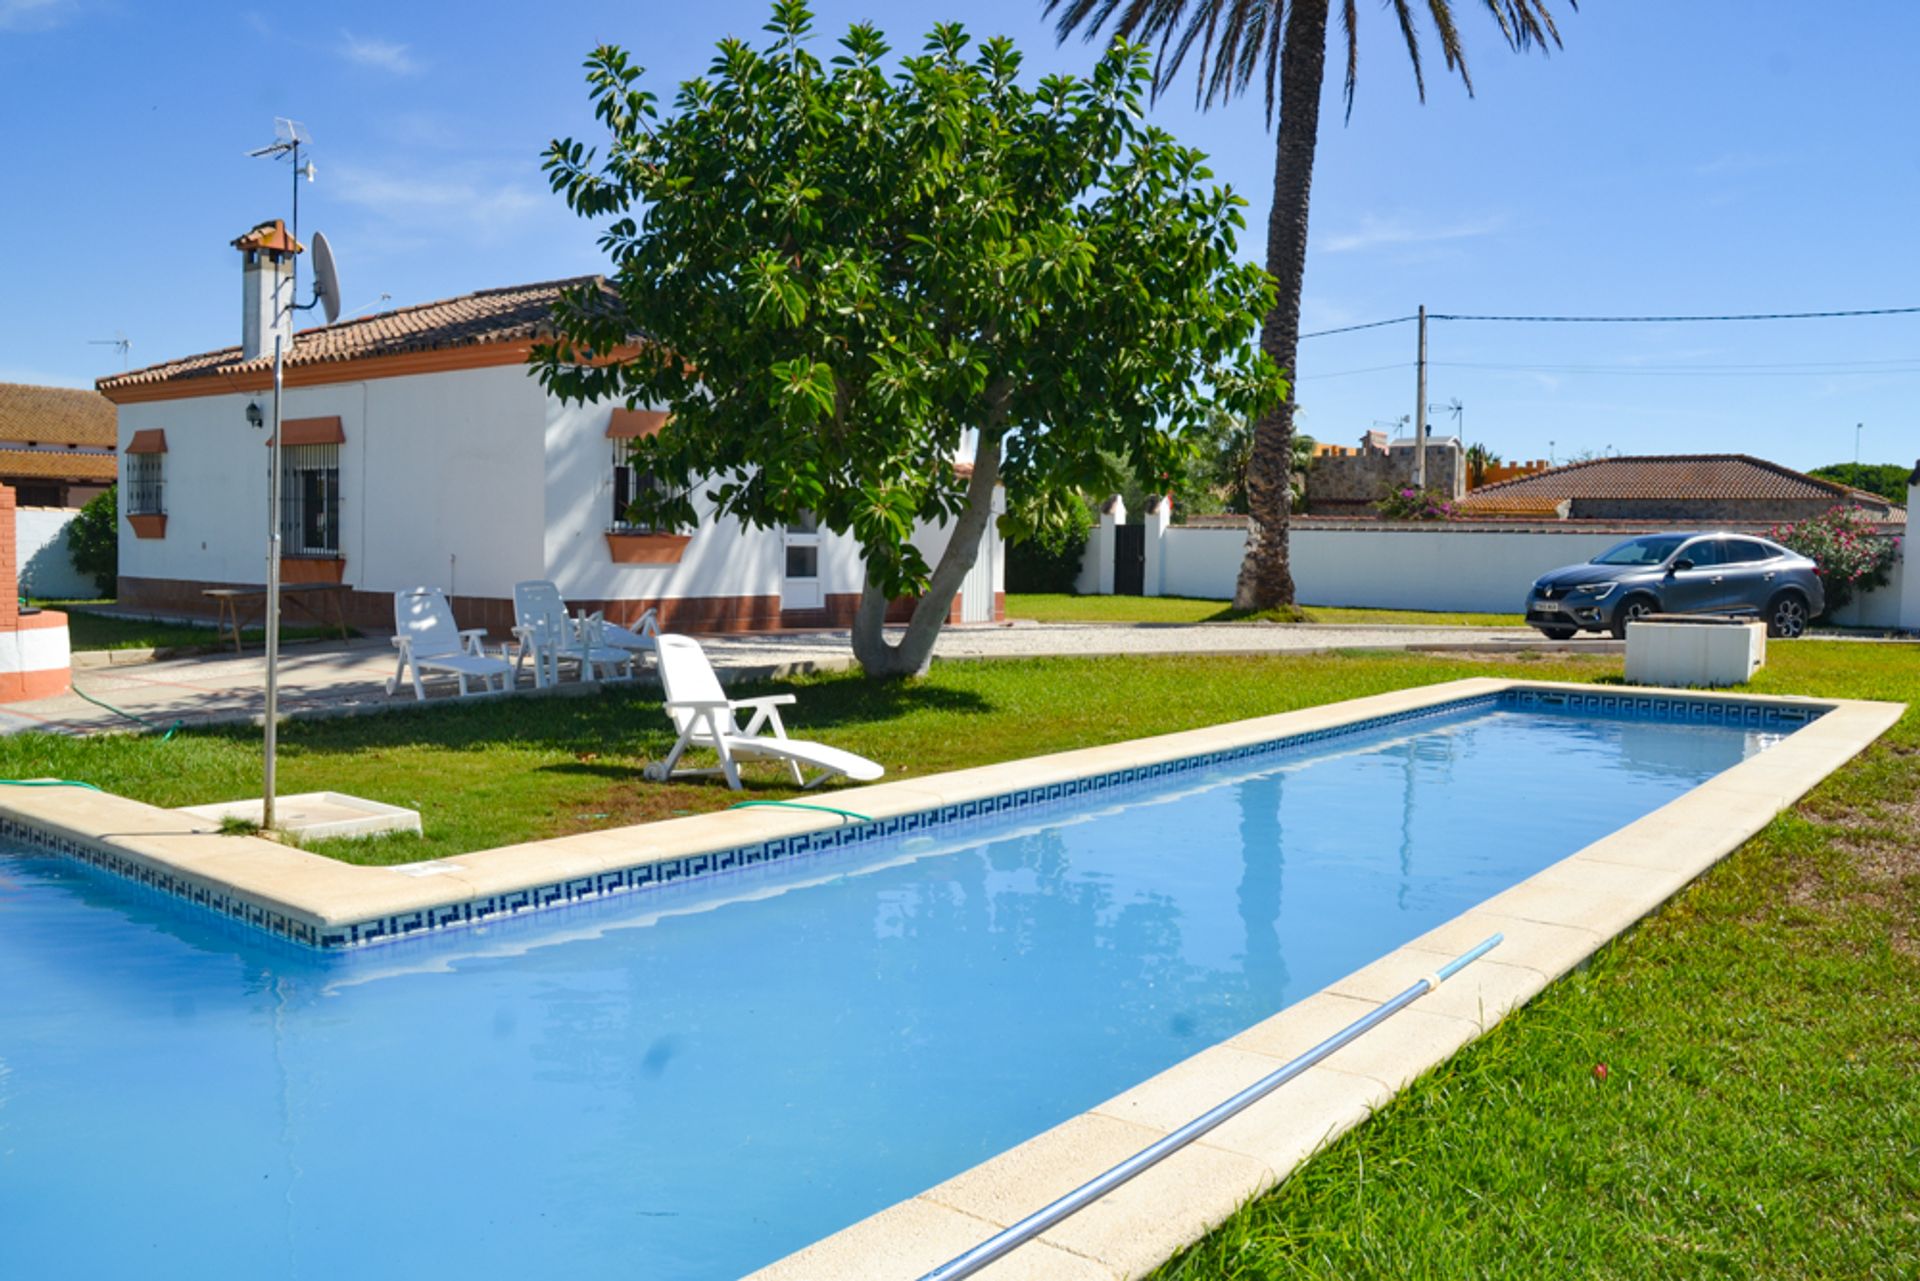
[16,507,92,600]
[1089,501,1915,628]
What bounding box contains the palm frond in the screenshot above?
[1046,0,1571,118]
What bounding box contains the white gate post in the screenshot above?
[1900,463,1920,631]
[1143,494,1171,596]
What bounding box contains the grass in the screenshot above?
[1006,592,1524,629]
[31,599,349,652]
[1150,640,1920,1280]
[0,649,1607,865]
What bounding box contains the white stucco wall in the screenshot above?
[114,364,551,603]
[1104,519,1909,623]
[16,507,93,600]
[120,363,1003,623]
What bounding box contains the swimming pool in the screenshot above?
[0,688,1855,1278]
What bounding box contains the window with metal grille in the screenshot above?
[127,452,164,515]
[281,443,341,556]
[610,440,681,533]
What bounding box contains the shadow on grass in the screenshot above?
[176,671,1001,761]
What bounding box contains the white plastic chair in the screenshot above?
[386,588,514,701]
[512,581,634,688]
[643,634,884,790]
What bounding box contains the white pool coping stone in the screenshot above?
[0,677,1903,1279]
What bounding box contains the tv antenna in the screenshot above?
[88,331,131,369]
[246,116,348,831]
[1428,397,1464,436]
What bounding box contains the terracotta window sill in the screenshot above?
[605,532,692,564]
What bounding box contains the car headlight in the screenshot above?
[1570,583,1619,599]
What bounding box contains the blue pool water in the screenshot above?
[0,703,1786,1278]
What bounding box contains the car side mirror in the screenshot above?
[1670,557,1694,573]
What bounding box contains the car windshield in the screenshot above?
[1591,535,1690,566]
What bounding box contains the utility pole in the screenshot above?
[1856,422,1863,465]
[1414,304,1428,490]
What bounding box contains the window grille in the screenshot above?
[281,443,341,556]
[611,440,681,533]
[127,452,165,515]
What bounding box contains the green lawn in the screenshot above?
[1006,592,1525,629]
[31,600,350,652]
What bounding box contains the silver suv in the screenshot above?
[1527,532,1824,640]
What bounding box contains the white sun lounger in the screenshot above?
[642,634,884,790]
[512,581,636,688]
[386,587,515,701]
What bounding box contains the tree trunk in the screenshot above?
[1232,0,1330,611]
[850,429,1004,679]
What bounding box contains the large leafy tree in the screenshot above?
[1047,0,1571,610]
[536,1,1283,676]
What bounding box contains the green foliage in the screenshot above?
[1004,496,1094,594]
[1465,441,1502,487]
[66,484,117,596]
[535,1,1284,600]
[1374,484,1457,521]
[1768,504,1901,613]
[1808,461,1912,504]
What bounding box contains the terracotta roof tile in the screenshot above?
[0,382,117,447]
[0,448,118,482]
[96,276,610,395]
[1456,454,1893,511]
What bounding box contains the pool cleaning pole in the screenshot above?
[917,933,1504,1281]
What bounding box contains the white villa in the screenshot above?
[96,221,1004,635]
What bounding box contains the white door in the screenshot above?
[782,513,823,611]
[959,541,991,622]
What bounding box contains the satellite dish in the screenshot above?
[310,231,343,324]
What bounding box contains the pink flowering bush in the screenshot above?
[1767,505,1901,615]
[1375,485,1457,522]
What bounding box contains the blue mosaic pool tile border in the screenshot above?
[3,689,1825,951]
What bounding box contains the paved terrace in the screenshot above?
[3,621,1568,736]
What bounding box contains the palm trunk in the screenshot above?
[1232,0,1330,611]
[850,427,1004,679]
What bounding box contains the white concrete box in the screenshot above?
[1624,618,1766,688]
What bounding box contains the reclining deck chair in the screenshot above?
[643,634,885,790]
[386,588,515,701]
[512,581,636,688]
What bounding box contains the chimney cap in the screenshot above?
[232,219,304,256]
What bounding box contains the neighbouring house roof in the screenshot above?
[1456,454,1899,515]
[97,276,613,400]
[0,447,118,482]
[0,382,117,447]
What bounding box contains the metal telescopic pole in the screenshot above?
[264,333,284,830]
[1414,303,1429,491]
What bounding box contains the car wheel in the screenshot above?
[1536,626,1578,641]
[1767,591,1810,639]
[1610,593,1658,639]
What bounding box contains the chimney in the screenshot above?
[232,219,303,361]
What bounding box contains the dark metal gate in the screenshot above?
[1113,524,1145,596]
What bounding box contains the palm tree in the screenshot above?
[1045,0,1571,609]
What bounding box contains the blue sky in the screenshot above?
[2,0,1915,473]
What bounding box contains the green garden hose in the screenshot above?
[728,800,872,824]
[0,778,102,791]
[68,682,182,741]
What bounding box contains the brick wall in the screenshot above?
[0,484,16,628]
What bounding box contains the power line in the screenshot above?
[1294,361,1415,381]
[1298,315,1417,339]
[1434,359,1920,378]
[1433,306,1920,324]
[1301,305,1920,338]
